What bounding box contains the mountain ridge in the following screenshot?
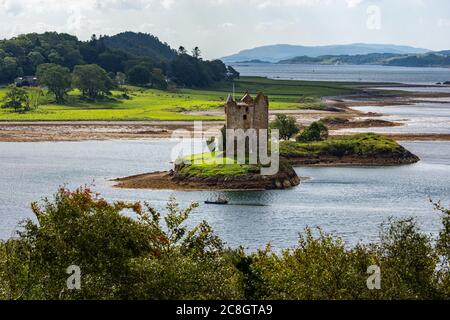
[222,43,430,63]
[278,52,450,68]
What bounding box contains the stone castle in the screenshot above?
[225,92,269,132]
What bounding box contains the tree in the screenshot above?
[192,47,201,59]
[178,46,187,55]
[37,64,71,103]
[115,72,127,86]
[72,64,114,99]
[150,68,167,89]
[0,57,21,83]
[27,87,43,111]
[297,121,329,142]
[1,85,29,112]
[127,65,151,86]
[27,51,45,68]
[169,54,215,87]
[47,50,63,65]
[270,114,300,140]
[227,66,240,80]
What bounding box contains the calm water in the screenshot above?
[233,63,450,85]
[373,87,450,93]
[0,140,449,251]
[345,101,450,134]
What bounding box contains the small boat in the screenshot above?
[205,197,229,205]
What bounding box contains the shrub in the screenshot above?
[325,141,356,157]
[1,85,29,112]
[270,114,300,140]
[0,187,238,300]
[297,121,329,142]
[1,187,450,300]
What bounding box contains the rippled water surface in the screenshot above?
[1,140,449,251]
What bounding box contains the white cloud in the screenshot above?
[161,0,174,9]
[0,0,25,15]
[0,0,449,58]
[437,18,450,28]
[220,22,234,29]
[346,0,363,8]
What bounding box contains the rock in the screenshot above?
[282,180,292,189]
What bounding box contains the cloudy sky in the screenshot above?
[1,0,450,59]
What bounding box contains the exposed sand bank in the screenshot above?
[1,89,449,142]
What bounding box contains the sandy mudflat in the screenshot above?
[1,90,449,142]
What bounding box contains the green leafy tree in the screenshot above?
[192,47,201,59]
[48,50,63,65]
[178,46,187,55]
[297,121,329,142]
[270,114,300,140]
[1,186,450,300]
[115,72,127,86]
[0,57,21,83]
[37,63,71,103]
[1,85,29,112]
[0,187,240,300]
[127,64,150,86]
[72,64,114,99]
[27,87,43,111]
[227,66,240,80]
[150,68,167,89]
[27,51,45,67]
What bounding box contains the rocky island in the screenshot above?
[115,93,302,191]
[114,153,301,191]
[280,133,420,166]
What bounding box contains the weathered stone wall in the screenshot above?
[225,93,269,132]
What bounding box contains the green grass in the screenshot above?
[178,152,260,177]
[212,77,363,97]
[280,133,406,158]
[0,77,362,121]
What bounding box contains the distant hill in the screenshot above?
[0,31,234,87]
[0,31,177,83]
[279,52,450,68]
[235,59,272,64]
[102,32,177,62]
[222,43,430,63]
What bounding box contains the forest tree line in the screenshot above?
[0,31,239,88]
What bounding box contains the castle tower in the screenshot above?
[225,92,269,132]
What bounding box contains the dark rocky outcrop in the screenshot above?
[284,148,419,166]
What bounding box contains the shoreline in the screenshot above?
[0,87,449,143]
[113,168,305,191]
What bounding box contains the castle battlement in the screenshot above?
[225,92,269,131]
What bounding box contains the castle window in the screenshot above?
[246,107,249,113]
[243,115,247,121]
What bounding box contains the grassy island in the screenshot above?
[115,152,301,191]
[280,133,420,166]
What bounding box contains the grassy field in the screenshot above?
[0,77,361,121]
[179,152,260,177]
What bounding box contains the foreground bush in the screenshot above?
[0,187,450,300]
